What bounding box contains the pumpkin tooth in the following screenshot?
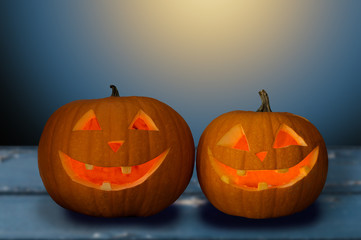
[258,182,268,190]
[85,164,93,170]
[100,182,112,191]
[121,166,132,174]
[236,170,246,176]
[300,166,311,175]
[221,175,230,184]
[276,168,289,173]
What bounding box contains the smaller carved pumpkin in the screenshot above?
[38,85,195,217]
[197,90,328,219]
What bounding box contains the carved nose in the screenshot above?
[256,151,268,162]
[108,141,124,153]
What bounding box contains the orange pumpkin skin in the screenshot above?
[197,108,328,219]
[38,92,194,217]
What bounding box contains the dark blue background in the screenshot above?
[1,0,361,145]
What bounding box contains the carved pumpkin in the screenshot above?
[38,85,195,217]
[197,90,328,218]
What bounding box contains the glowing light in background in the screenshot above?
[92,0,325,91]
[4,0,360,145]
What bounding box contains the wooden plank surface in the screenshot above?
[0,146,360,239]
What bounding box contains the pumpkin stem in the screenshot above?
[256,89,272,112]
[110,85,120,97]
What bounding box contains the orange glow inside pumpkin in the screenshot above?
[217,124,250,151]
[129,110,159,131]
[82,118,101,130]
[210,147,319,190]
[233,135,249,151]
[73,110,101,131]
[63,108,169,191]
[273,124,307,148]
[255,151,268,162]
[59,149,170,191]
[273,130,298,148]
[69,157,154,185]
[131,118,150,130]
[108,141,124,152]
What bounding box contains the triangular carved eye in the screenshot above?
[129,110,159,131]
[273,124,307,148]
[217,124,250,151]
[73,110,101,131]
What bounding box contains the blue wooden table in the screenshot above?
[0,146,360,239]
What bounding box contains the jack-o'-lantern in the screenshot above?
[38,85,195,217]
[197,90,328,219]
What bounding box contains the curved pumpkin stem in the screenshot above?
[110,85,120,97]
[256,89,272,112]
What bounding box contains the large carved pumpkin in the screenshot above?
[197,90,328,218]
[38,85,195,217]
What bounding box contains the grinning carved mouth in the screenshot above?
[59,148,170,191]
[209,147,319,191]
